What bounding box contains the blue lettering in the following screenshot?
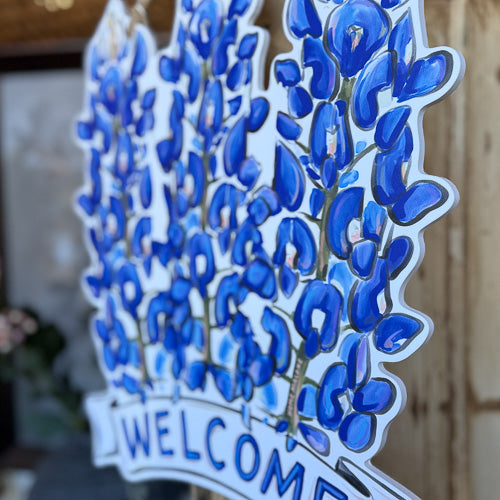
[155,411,173,456]
[235,434,260,481]
[206,417,226,471]
[314,477,348,500]
[181,410,201,460]
[121,414,150,459]
[261,449,304,500]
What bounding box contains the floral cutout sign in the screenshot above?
[75,0,464,498]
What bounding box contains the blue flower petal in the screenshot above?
[327,0,389,77]
[247,98,269,132]
[242,259,276,299]
[375,314,422,353]
[238,157,261,189]
[353,379,394,413]
[298,423,330,455]
[131,32,148,77]
[275,60,301,86]
[390,181,448,225]
[317,363,347,430]
[295,281,343,352]
[352,52,393,129]
[351,240,377,278]
[238,33,258,59]
[389,11,415,98]
[375,106,411,151]
[339,413,374,451]
[262,307,291,374]
[213,19,237,76]
[274,143,305,211]
[297,385,318,418]
[310,189,325,218]
[327,187,364,259]
[399,52,451,102]
[277,112,302,140]
[386,236,413,278]
[288,86,313,118]
[228,0,251,17]
[340,333,369,389]
[373,127,413,205]
[224,117,247,175]
[303,36,338,99]
[190,232,215,298]
[350,259,388,332]
[189,0,223,59]
[288,0,322,39]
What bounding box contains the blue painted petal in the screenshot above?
[188,152,205,206]
[213,367,237,402]
[249,355,274,386]
[227,60,244,90]
[228,0,251,17]
[198,80,223,151]
[317,363,347,430]
[311,102,334,168]
[310,189,325,218]
[382,0,402,6]
[280,265,298,297]
[118,264,143,318]
[390,181,448,225]
[304,36,338,99]
[122,374,141,395]
[238,33,258,59]
[363,201,387,242]
[248,187,281,226]
[136,110,154,137]
[114,132,134,183]
[327,187,364,259]
[351,240,377,278]
[247,98,269,132]
[352,52,393,129]
[274,143,305,211]
[262,307,291,374]
[340,333,370,389]
[389,12,415,98]
[171,278,191,302]
[275,60,301,86]
[288,86,313,118]
[238,157,261,189]
[183,49,202,102]
[298,423,330,455]
[375,314,422,353]
[339,413,375,451]
[293,218,317,274]
[297,385,318,418]
[189,0,223,59]
[260,383,278,411]
[339,171,359,188]
[327,0,389,77]
[184,361,207,390]
[375,106,411,151]
[242,259,276,299]
[213,19,237,76]
[215,274,247,327]
[147,293,169,343]
[386,237,413,279]
[229,96,242,115]
[224,117,247,175]
[353,379,394,413]
[141,89,156,110]
[232,221,262,266]
[131,217,151,258]
[140,167,152,209]
[294,281,343,352]
[277,112,302,140]
[288,0,322,39]
[77,121,93,141]
[351,259,388,332]
[373,127,413,205]
[99,67,122,115]
[132,32,148,77]
[399,52,451,102]
[159,55,180,82]
[189,232,215,298]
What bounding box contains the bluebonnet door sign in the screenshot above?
[75,0,464,498]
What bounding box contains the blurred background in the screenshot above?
[0,0,492,499]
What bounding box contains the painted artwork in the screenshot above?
[75,0,464,498]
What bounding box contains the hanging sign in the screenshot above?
[75,0,464,498]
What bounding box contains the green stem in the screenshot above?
[284,341,308,434]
